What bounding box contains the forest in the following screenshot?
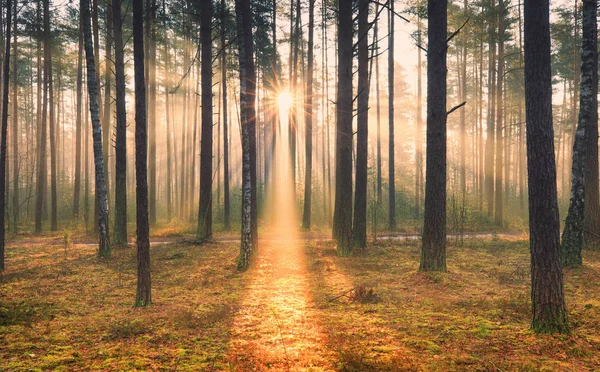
[1,0,600,370]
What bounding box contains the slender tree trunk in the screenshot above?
[420,0,447,272]
[84,69,90,229]
[302,0,315,230]
[46,0,57,232]
[494,0,504,225]
[415,13,423,217]
[388,0,396,230]
[485,0,496,218]
[82,0,111,257]
[11,0,17,232]
[352,0,369,247]
[332,0,353,255]
[460,0,468,196]
[560,0,596,265]
[235,0,257,270]
[163,0,171,221]
[0,0,12,271]
[113,0,128,244]
[179,32,188,219]
[133,0,151,306]
[198,0,213,241]
[518,0,525,211]
[74,16,83,218]
[376,12,383,208]
[583,1,600,249]
[34,0,46,233]
[523,0,569,334]
[147,0,157,225]
[222,0,230,230]
[103,0,112,206]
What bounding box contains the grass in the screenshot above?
[1,233,600,370]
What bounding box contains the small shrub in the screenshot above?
[351,285,379,304]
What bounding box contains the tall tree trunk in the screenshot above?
[84,72,90,229]
[583,2,600,249]
[34,0,46,234]
[352,0,369,247]
[560,0,596,265]
[388,0,396,230]
[376,11,383,208]
[415,13,423,217]
[518,0,525,211]
[494,0,504,225]
[302,0,315,230]
[523,0,569,334]
[82,0,111,257]
[103,0,112,207]
[133,0,151,306]
[332,0,353,255]
[198,0,213,241]
[0,0,12,271]
[46,0,57,232]
[113,0,128,244]
[73,15,83,218]
[11,0,17,232]
[163,0,172,221]
[460,0,468,196]
[147,0,157,225]
[420,0,447,272]
[485,0,496,218]
[289,0,300,194]
[179,32,188,219]
[222,0,230,230]
[235,0,257,270]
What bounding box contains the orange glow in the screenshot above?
[276,91,293,112]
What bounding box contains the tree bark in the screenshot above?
[415,13,423,217]
[47,0,57,232]
[388,0,396,230]
[523,0,569,334]
[420,0,447,272]
[235,0,257,270]
[302,0,315,230]
[494,0,504,225]
[82,0,111,257]
[103,0,112,208]
[332,0,353,255]
[34,0,46,234]
[485,0,496,218]
[198,0,213,241]
[583,2,600,249]
[0,0,12,271]
[562,0,597,265]
[113,0,128,244]
[133,0,151,306]
[352,0,369,248]
[11,0,17,232]
[147,0,157,225]
[73,15,83,218]
[222,0,230,230]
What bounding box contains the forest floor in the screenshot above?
[2,232,600,371]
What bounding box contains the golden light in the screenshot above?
[277,91,293,111]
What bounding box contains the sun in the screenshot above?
[277,91,293,111]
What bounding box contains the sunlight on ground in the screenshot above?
[228,112,334,369]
